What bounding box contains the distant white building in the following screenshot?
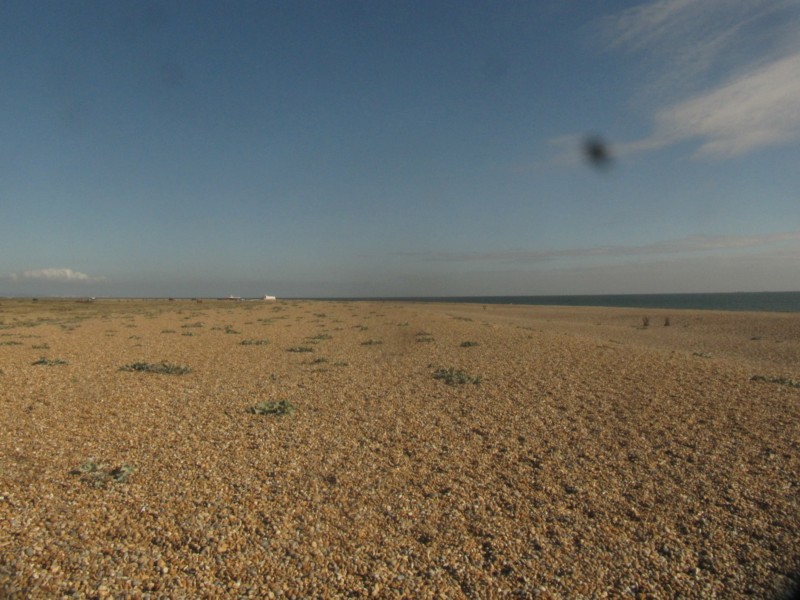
[263,295,276,301]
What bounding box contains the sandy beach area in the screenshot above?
[1,299,798,598]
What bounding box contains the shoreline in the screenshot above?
[3,290,800,313]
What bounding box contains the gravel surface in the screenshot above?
[1,299,799,598]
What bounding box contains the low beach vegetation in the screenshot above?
[249,400,295,416]
[433,367,482,385]
[750,375,800,389]
[32,357,68,366]
[241,339,269,345]
[71,459,134,488]
[119,362,191,375]
[308,333,333,341]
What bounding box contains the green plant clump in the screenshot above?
[460,341,479,347]
[120,362,191,375]
[250,400,295,416]
[751,375,800,389]
[433,367,482,385]
[241,339,270,345]
[32,357,68,366]
[72,459,134,488]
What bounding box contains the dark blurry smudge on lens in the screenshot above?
[583,135,612,169]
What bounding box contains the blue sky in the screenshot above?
[2,0,799,297]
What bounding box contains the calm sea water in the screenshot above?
[352,292,800,313]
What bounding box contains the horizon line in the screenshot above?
[3,290,800,301]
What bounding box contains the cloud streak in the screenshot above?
[605,0,798,96]
[400,231,800,264]
[8,268,104,283]
[450,248,800,295]
[556,0,800,161]
[619,52,800,159]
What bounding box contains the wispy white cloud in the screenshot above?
[619,52,800,159]
[604,0,797,98]
[555,0,800,161]
[7,268,104,283]
[400,231,800,263]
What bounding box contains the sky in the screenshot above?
[1,0,799,298]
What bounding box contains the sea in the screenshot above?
[341,292,800,313]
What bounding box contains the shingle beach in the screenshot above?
[1,299,798,598]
